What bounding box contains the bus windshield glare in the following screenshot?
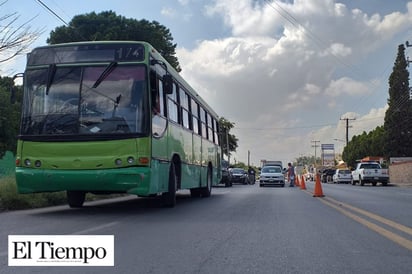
[21,65,148,138]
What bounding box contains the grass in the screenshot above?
[0,176,124,211]
[0,176,68,211]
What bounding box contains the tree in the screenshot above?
[368,125,385,156]
[384,44,412,157]
[342,126,386,168]
[219,117,238,158]
[343,44,412,165]
[343,133,365,168]
[0,76,22,158]
[47,11,181,72]
[0,1,43,64]
[0,0,40,158]
[295,155,319,167]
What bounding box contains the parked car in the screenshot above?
[320,168,336,183]
[332,169,352,184]
[229,168,248,184]
[259,165,285,187]
[351,161,389,186]
[219,160,232,187]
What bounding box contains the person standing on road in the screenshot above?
[287,162,295,187]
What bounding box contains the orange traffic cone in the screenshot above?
[295,175,300,187]
[300,175,306,190]
[313,173,325,197]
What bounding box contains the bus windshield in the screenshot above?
[21,65,148,138]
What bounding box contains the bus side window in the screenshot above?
[213,119,219,145]
[180,88,190,129]
[207,113,213,142]
[150,71,159,113]
[150,71,165,116]
[191,100,200,135]
[157,79,165,116]
[200,107,207,139]
[167,83,179,123]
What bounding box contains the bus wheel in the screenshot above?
[67,191,86,208]
[162,163,177,207]
[200,167,212,198]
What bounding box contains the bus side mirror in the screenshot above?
[10,73,24,104]
[163,74,173,94]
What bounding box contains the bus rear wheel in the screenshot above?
[162,163,177,207]
[67,191,86,208]
[200,167,212,198]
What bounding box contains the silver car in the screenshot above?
[332,169,352,184]
[259,166,285,187]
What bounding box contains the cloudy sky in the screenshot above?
[2,0,412,166]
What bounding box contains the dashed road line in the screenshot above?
[70,221,118,235]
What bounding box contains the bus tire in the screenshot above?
[162,162,177,207]
[200,166,212,198]
[67,191,86,208]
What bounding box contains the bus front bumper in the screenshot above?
[15,167,151,196]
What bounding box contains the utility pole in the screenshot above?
[226,128,230,165]
[311,140,320,166]
[340,117,355,146]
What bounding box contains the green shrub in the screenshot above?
[0,176,67,210]
[0,176,125,211]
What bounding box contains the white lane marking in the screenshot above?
[70,221,118,235]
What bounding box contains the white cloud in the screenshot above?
[175,0,412,165]
[161,7,176,18]
[178,0,190,6]
[322,43,352,57]
[161,3,193,21]
[205,0,282,36]
[324,77,372,97]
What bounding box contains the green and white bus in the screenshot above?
[14,41,222,208]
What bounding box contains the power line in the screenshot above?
[263,0,393,118]
[35,0,69,26]
[263,0,375,82]
[34,0,88,42]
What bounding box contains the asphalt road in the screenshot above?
[1,180,412,274]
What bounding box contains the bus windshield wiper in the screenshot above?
[92,61,117,88]
[45,64,56,95]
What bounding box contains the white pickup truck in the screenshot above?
[351,161,389,186]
